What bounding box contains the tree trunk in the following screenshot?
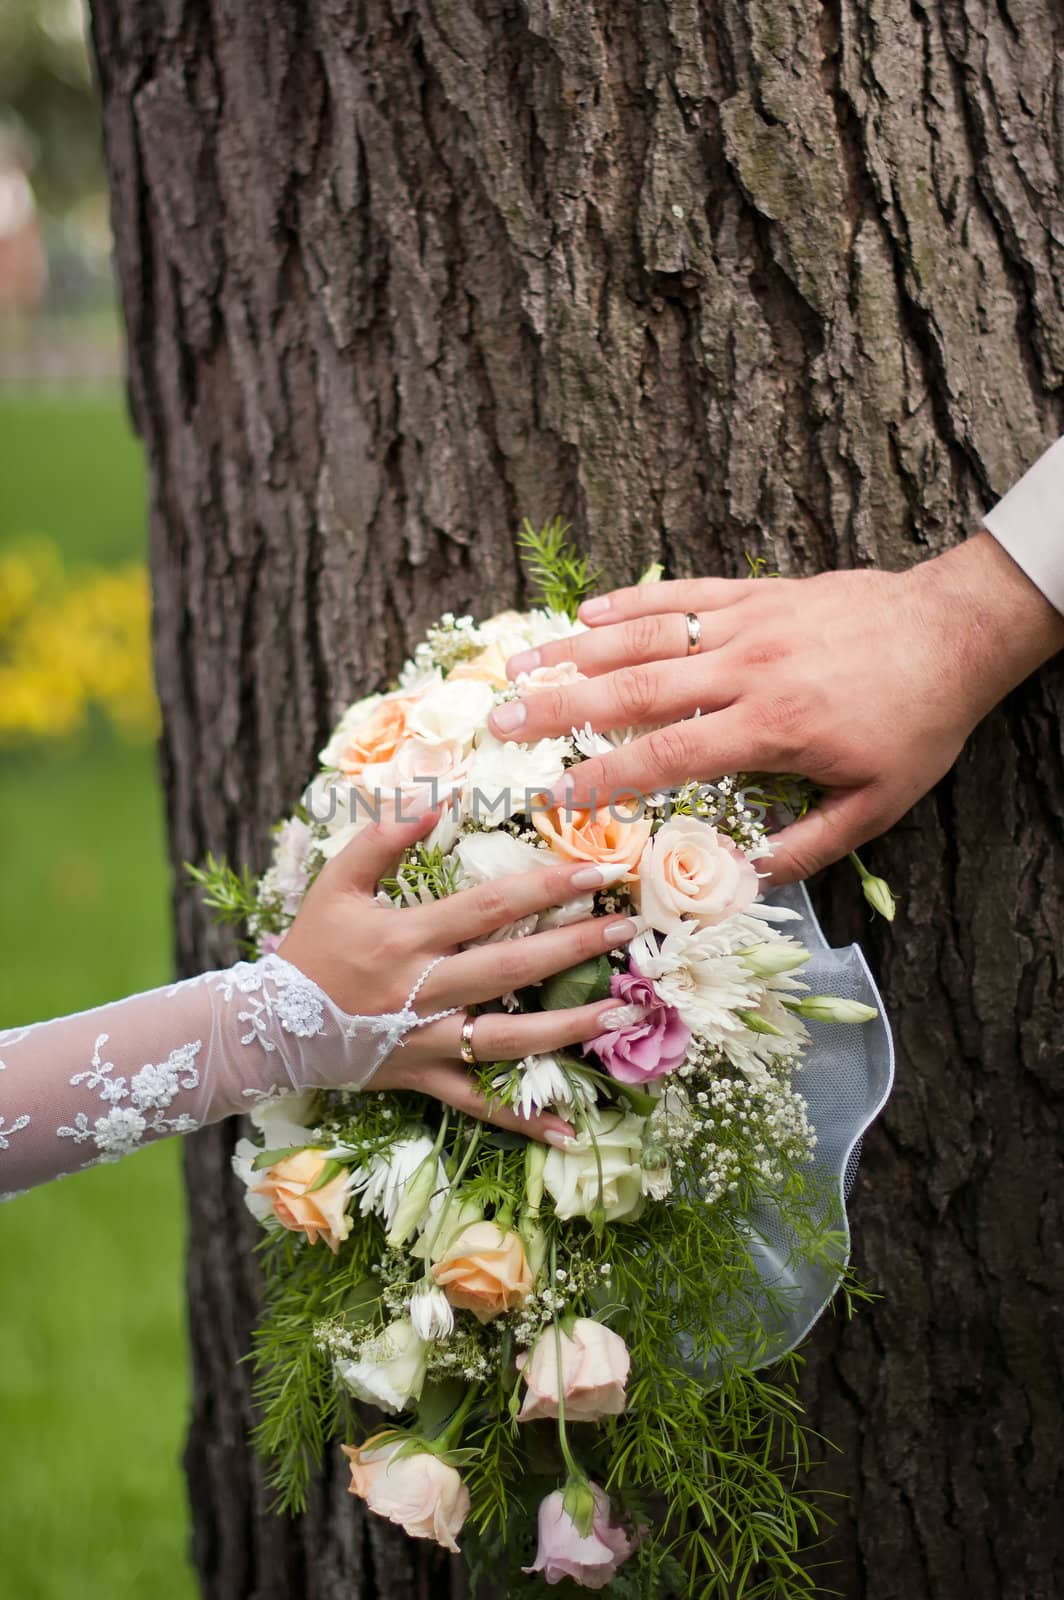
[88,1,1063,1595]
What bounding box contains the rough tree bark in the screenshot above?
[88,2,1063,1596]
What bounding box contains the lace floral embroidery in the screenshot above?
[57,1034,203,1161]
[213,957,326,1051]
[0,1113,30,1149]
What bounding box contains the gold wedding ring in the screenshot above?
[685,612,702,655]
[460,1015,478,1066]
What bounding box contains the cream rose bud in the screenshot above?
[343,1440,470,1553]
[454,828,545,886]
[335,1319,430,1414]
[516,1319,631,1422]
[542,1108,646,1223]
[636,815,760,933]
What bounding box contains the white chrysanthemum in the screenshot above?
[572,721,634,759]
[464,733,572,821]
[630,924,761,1036]
[351,1136,439,1227]
[498,1054,597,1120]
[409,1283,455,1342]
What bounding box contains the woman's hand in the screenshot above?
[278,802,641,1145]
[489,533,1064,884]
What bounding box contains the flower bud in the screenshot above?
[525,1141,547,1212]
[734,1008,786,1037]
[861,873,896,921]
[409,1282,455,1342]
[562,1476,597,1538]
[740,941,812,977]
[792,995,878,1025]
[385,1154,440,1247]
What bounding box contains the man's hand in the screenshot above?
[489,533,1064,884]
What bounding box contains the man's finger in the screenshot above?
[577,576,759,626]
[489,657,733,743]
[505,609,738,681]
[758,789,884,887]
[544,707,769,811]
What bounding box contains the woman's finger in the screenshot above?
[414,995,635,1063]
[505,608,739,681]
[488,655,735,744]
[576,576,760,626]
[376,1059,575,1146]
[412,860,627,947]
[427,913,643,1010]
[322,795,442,896]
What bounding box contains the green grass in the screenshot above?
[0,391,148,566]
[0,397,198,1599]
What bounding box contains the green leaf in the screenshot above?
[416,1379,469,1439]
[305,1158,345,1193]
[250,1144,318,1171]
[539,956,613,1012]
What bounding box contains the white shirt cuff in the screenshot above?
[984,436,1064,615]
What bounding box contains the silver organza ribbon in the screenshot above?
[700,881,895,1372]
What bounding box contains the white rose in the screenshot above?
[357,736,471,807]
[248,1091,319,1150]
[231,1138,274,1222]
[343,1440,470,1553]
[454,828,546,884]
[543,1107,646,1222]
[405,678,495,747]
[637,816,760,933]
[464,732,572,822]
[336,1319,430,1414]
[303,772,376,846]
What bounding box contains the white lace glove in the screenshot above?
[0,954,448,1200]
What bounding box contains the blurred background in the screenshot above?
[0,3,197,1595]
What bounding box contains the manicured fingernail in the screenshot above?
[579,596,611,621]
[507,648,541,677]
[598,1003,652,1029]
[545,1128,577,1150]
[603,917,639,944]
[491,699,527,735]
[569,862,628,891]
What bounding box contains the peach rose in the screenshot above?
[636,815,759,933]
[516,1319,630,1422]
[516,661,586,690]
[342,1440,470,1553]
[448,641,512,689]
[532,800,652,880]
[431,1220,533,1323]
[325,695,414,779]
[252,1149,355,1253]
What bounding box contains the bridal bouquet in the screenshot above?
[200,526,892,1596]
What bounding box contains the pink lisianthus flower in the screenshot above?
[524,1484,634,1589]
[584,966,690,1086]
